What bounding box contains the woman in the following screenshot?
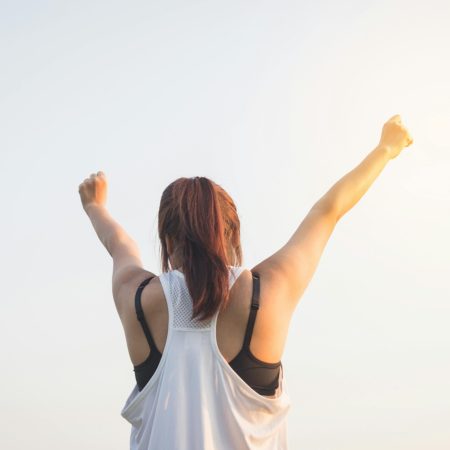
[78,114,413,450]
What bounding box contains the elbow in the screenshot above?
[313,198,341,223]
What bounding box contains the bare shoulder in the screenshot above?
[250,261,298,315]
[116,270,163,325]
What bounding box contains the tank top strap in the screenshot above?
[135,276,159,350]
[242,270,260,348]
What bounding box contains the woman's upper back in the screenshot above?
[127,266,295,380]
[121,266,293,449]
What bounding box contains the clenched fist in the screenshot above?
[378,114,414,160]
[78,171,108,213]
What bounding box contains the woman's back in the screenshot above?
[121,266,292,449]
[126,267,295,390]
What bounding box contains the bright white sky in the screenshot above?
[1,1,449,448]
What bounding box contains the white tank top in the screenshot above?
[120,266,292,449]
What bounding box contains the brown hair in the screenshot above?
[158,176,242,321]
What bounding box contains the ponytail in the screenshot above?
[158,176,242,321]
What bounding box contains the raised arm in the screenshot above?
[252,114,414,308]
[78,171,156,316]
[317,115,413,221]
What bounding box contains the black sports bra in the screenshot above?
[133,270,282,396]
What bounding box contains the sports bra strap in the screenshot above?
[135,276,158,350]
[242,271,260,348]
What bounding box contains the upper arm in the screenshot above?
[251,205,338,309]
[111,237,157,317]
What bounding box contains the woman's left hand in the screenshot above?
[78,171,108,213]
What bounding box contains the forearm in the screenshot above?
[315,145,391,220]
[85,204,136,257]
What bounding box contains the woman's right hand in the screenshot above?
[378,114,414,159]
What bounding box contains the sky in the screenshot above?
[1,0,449,448]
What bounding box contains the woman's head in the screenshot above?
[158,176,242,321]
